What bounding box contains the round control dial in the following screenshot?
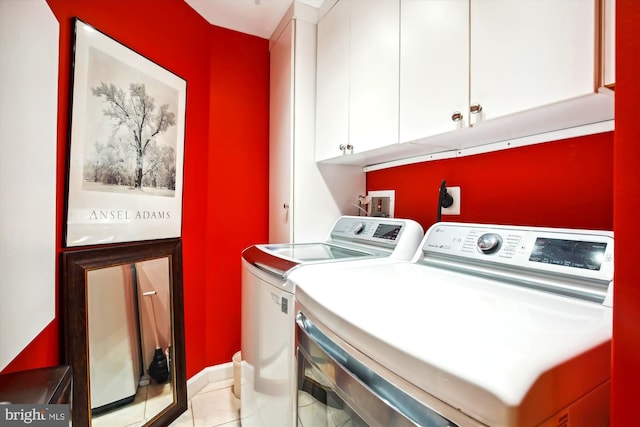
[354,222,366,235]
[477,233,502,254]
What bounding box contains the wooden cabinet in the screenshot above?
[270,5,364,243]
[316,0,399,162]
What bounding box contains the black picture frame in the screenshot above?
[65,18,186,247]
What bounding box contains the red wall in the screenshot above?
[5,3,636,424]
[1,0,269,379]
[205,25,270,367]
[367,132,613,232]
[612,1,640,424]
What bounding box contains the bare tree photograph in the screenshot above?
[85,47,179,197]
[66,19,186,247]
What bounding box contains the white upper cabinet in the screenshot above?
[349,0,399,154]
[469,0,597,125]
[399,0,469,144]
[316,0,613,167]
[316,0,350,161]
[316,0,399,162]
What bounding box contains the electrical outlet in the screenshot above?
[370,197,391,217]
[441,187,460,215]
[368,190,395,217]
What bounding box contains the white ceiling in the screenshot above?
[185,0,324,39]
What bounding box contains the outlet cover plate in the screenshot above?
[368,190,395,218]
[441,186,460,215]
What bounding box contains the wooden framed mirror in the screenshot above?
[62,238,186,426]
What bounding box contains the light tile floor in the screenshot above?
[92,382,173,427]
[169,379,240,427]
[170,378,359,427]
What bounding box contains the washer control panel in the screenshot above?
[353,222,367,235]
[331,217,404,243]
[422,223,614,282]
[328,216,424,260]
[477,233,503,254]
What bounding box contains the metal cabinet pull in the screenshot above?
[339,144,354,155]
[470,103,483,114]
[283,203,289,209]
[451,111,463,122]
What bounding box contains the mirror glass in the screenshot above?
[63,239,186,426]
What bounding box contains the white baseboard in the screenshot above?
[186,362,234,401]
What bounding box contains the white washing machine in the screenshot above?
[292,222,614,427]
[240,216,424,427]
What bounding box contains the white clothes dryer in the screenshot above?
[240,216,424,427]
[291,222,614,427]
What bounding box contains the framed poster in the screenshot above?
[65,18,186,247]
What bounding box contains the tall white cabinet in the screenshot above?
[269,3,364,243]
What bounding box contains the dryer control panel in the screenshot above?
[421,222,614,285]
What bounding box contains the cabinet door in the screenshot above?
[470,0,596,123]
[349,0,399,153]
[316,0,350,162]
[399,0,469,143]
[603,0,615,87]
[269,21,293,243]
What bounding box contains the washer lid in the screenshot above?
[242,243,384,279]
[293,262,612,427]
[263,242,380,262]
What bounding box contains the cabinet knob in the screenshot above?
[451,111,463,122]
[339,144,354,154]
[283,203,289,209]
[470,104,483,114]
